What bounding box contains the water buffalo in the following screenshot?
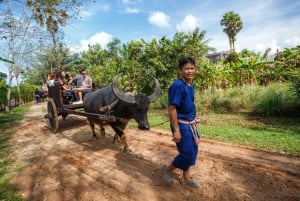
[83,74,160,152]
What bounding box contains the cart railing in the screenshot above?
[48,84,63,108]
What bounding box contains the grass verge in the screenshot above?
[0,104,31,201]
[141,109,300,155]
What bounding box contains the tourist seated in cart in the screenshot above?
[55,70,76,104]
[72,69,93,104]
[65,73,76,88]
[47,73,56,87]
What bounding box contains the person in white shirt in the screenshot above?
[72,69,92,104]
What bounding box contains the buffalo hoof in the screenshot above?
[124,146,134,153]
[112,135,121,144]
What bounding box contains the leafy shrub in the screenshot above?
[209,96,233,112]
[204,86,260,113]
[153,83,299,117]
[252,83,298,116]
[152,92,168,109]
[290,79,300,107]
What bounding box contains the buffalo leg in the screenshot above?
[115,130,132,152]
[120,135,133,153]
[111,122,132,152]
[87,119,97,139]
[99,122,106,137]
[113,134,121,144]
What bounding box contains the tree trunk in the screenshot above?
[50,31,57,73]
[5,68,14,112]
[228,37,232,51]
[5,88,11,113]
[15,73,22,104]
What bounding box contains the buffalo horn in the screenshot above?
[112,73,136,104]
[148,77,161,102]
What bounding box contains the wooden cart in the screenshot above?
[44,84,117,133]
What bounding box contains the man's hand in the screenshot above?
[173,131,181,143]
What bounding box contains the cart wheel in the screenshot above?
[47,98,59,133]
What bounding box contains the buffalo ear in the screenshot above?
[148,77,161,102]
[112,73,136,104]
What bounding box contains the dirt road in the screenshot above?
[9,103,300,201]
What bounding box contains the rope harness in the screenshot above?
[150,119,170,127]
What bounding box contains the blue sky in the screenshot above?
[64,0,300,54]
[1,0,300,78]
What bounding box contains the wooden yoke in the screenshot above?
[99,99,119,114]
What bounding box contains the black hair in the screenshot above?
[56,70,63,78]
[178,56,195,69]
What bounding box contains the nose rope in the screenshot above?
[151,120,170,127]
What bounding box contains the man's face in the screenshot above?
[82,71,87,77]
[180,62,196,81]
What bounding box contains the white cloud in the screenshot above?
[79,10,92,18]
[98,4,111,11]
[66,0,300,54]
[283,36,300,48]
[122,0,131,4]
[79,3,110,19]
[255,39,280,54]
[148,12,170,29]
[176,15,198,32]
[122,0,142,5]
[234,16,300,54]
[124,7,139,13]
[70,32,113,52]
[206,1,300,54]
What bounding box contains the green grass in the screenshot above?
[0,104,30,201]
[136,109,300,155]
[200,124,300,154]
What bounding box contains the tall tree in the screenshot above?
[26,0,69,48]
[26,0,85,72]
[0,72,8,106]
[0,0,45,112]
[220,11,243,51]
[25,42,79,85]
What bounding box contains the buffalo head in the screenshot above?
[112,74,160,130]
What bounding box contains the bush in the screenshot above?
[290,81,300,107]
[153,83,299,117]
[209,95,229,112]
[152,93,168,109]
[252,83,298,116]
[203,86,260,113]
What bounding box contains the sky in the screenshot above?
[1,0,300,78]
[63,0,300,54]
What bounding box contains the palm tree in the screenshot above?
[26,0,68,49]
[185,28,215,62]
[26,0,83,73]
[220,11,243,51]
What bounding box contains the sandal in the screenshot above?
[161,166,178,186]
[183,178,200,188]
